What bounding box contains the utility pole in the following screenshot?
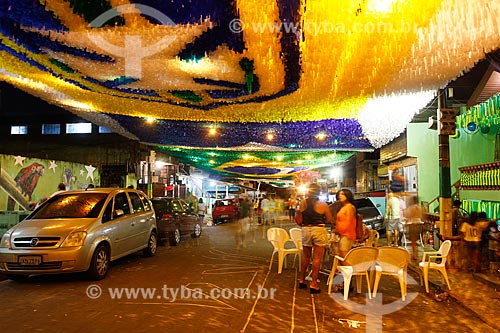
[148,150,156,198]
[437,89,456,238]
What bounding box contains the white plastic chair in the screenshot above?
[402,221,424,249]
[326,247,379,299]
[288,227,303,272]
[372,247,410,300]
[418,240,452,293]
[267,228,301,274]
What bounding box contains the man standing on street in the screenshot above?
[385,192,401,246]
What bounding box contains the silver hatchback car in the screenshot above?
[0,188,158,280]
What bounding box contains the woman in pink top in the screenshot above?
[334,189,357,259]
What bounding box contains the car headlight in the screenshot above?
[0,231,12,248]
[61,231,87,247]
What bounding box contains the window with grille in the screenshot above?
[98,126,112,133]
[42,124,61,134]
[66,122,92,134]
[10,125,27,134]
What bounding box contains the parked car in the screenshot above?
[353,197,385,232]
[151,197,202,246]
[0,188,158,281]
[212,198,239,224]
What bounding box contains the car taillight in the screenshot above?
[162,214,172,220]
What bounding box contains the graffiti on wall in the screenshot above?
[0,154,99,211]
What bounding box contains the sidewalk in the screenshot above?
[404,241,500,331]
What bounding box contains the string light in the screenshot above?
[315,132,327,141]
[208,127,217,136]
[266,131,275,141]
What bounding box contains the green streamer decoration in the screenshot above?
[239,57,255,94]
[170,90,203,103]
[49,59,75,73]
[457,93,500,130]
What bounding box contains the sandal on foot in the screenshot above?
[310,287,321,294]
[298,282,307,289]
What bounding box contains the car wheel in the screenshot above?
[169,228,181,246]
[144,232,158,257]
[191,223,202,238]
[87,244,110,281]
[5,274,29,282]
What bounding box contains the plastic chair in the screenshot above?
[267,228,301,274]
[326,247,379,299]
[418,240,452,293]
[402,221,424,249]
[372,247,410,300]
[365,229,380,247]
[288,227,303,271]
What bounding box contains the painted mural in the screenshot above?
[0,154,99,211]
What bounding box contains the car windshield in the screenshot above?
[354,199,380,217]
[215,200,235,207]
[29,193,108,219]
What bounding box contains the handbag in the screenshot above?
[295,211,303,226]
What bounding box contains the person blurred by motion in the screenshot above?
[405,196,424,260]
[452,199,466,236]
[197,198,207,225]
[260,195,270,225]
[253,199,260,224]
[235,196,251,250]
[297,183,333,294]
[269,197,276,224]
[488,219,500,272]
[288,197,297,222]
[385,192,401,246]
[460,212,489,273]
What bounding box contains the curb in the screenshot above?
[408,263,498,331]
[472,272,500,290]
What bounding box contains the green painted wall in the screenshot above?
[407,123,500,213]
[407,123,439,208]
[0,154,100,211]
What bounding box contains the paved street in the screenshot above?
[0,218,497,333]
